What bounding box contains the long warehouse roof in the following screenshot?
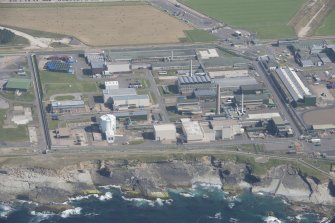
[276,67,311,101]
[178,74,211,85]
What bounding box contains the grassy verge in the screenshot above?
[184,29,217,42]
[0,34,29,46]
[0,1,147,8]
[0,109,28,141]
[0,89,35,103]
[39,70,99,99]
[54,95,75,101]
[0,24,65,39]
[315,8,335,36]
[50,42,69,48]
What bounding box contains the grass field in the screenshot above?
[0,4,191,46]
[184,30,217,42]
[0,109,28,142]
[180,0,306,39]
[40,71,98,99]
[54,95,75,101]
[315,8,335,36]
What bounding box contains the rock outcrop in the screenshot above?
[0,156,334,208]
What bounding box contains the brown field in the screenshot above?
[0,4,192,46]
[303,108,335,125]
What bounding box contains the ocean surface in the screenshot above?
[0,184,334,223]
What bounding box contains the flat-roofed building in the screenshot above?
[210,119,243,140]
[181,118,205,143]
[51,100,85,113]
[106,62,131,74]
[154,124,176,142]
[112,95,150,109]
[5,78,31,92]
[177,98,202,114]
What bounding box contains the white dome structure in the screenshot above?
[99,114,116,143]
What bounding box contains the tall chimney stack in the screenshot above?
[216,84,221,115]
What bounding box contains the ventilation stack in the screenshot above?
[216,84,221,115]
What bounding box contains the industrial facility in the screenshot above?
[274,67,316,106]
[98,114,117,143]
[51,100,85,113]
[153,124,176,142]
[177,74,215,95]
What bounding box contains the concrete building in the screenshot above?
[267,117,293,137]
[177,74,215,95]
[198,49,219,59]
[51,100,85,113]
[153,124,176,142]
[98,114,117,143]
[210,119,243,140]
[177,98,202,115]
[106,62,131,74]
[105,81,119,91]
[181,118,205,143]
[214,76,258,90]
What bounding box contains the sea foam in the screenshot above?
[60,207,82,218]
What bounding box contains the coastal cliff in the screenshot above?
[0,156,334,214]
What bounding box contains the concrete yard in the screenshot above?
[0,4,192,46]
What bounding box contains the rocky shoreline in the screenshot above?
[0,156,335,217]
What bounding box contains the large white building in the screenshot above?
[181,118,205,143]
[275,67,311,101]
[153,124,176,142]
[98,114,116,143]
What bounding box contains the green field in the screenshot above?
[180,0,306,39]
[0,109,28,141]
[184,29,217,42]
[315,8,335,36]
[54,95,75,101]
[39,71,99,99]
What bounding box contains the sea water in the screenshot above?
[0,184,334,223]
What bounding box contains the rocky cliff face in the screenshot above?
[0,156,334,208]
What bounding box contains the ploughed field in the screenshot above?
[180,0,306,39]
[0,4,192,46]
[303,108,335,125]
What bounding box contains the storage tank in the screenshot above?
[99,114,116,133]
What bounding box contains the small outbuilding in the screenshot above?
[5,78,31,92]
[154,124,176,142]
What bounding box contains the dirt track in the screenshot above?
[0,5,192,46]
[303,108,335,125]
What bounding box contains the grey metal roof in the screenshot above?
[214,77,258,88]
[194,89,216,97]
[113,95,149,101]
[51,100,85,108]
[103,88,136,97]
[113,111,148,117]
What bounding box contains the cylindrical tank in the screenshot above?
[99,114,116,133]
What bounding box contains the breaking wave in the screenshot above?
[60,207,82,218]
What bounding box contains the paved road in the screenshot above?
[146,70,170,123]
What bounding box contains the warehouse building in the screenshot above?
[177,74,215,95]
[103,88,137,104]
[326,45,335,62]
[210,119,244,140]
[193,89,216,102]
[198,49,219,59]
[112,95,150,110]
[275,67,315,106]
[214,76,258,90]
[5,78,31,92]
[153,124,176,142]
[151,60,200,71]
[181,118,205,143]
[105,62,131,74]
[91,61,106,75]
[234,93,271,110]
[239,84,264,94]
[51,100,85,113]
[202,56,249,70]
